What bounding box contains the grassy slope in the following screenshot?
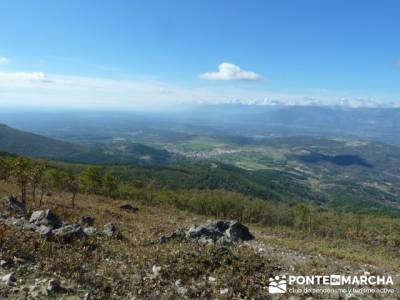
[0,182,399,299]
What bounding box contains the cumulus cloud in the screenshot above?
[0,57,10,65]
[199,62,262,81]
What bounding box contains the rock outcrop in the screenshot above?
[29,209,61,229]
[153,220,254,245]
[186,220,254,244]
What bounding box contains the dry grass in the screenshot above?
[0,186,277,299]
[1,183,399,299]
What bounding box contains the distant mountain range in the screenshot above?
[172,105,400,145]
[218,97,398,108]
[3,105,400,145]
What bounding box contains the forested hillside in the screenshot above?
[0,124,83,158]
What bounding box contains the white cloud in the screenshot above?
[0,71,52,83]
[0,70,396,109]
[0,57,10,65]
[199,62,262,81]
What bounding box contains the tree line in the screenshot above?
[0,156,120,209]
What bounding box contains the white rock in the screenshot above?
[208,276,216,282]
[220,288,229,295]
[0,259,9,268]
[83,226,97,236]
[1,273,16,286]
[152,265,161,277]
[176,285,188,296]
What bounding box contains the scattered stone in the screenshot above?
[5,217,37,231]
[175,279,188,296]
[1,273,16,286]
[83,292,93,300]
[22,222,38,231]
[158,230,184,244]
[119,204,139,213]
[29,209,61,228]
[78,216,95,227]
[83,226,97,236]
[29,284,42,298]
[52,224,86,242]
[208,276,216,283]
[35,225,53,237]
[220,288,229,295]
[186,220,254,244]
[152,265,161,278]
[4,196,26,216]
[13,257,25,264]
[61,220,70,226]
[0,259,11,268]
[103,223,120,238]
[47,279,65,294]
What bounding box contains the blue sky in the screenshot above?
[0,0,399,108]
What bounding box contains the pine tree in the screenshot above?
[10,156,31,205]
[103,172,119,199]
[79,166,103,195]
[30,162,46,207]
[65,173,79,208]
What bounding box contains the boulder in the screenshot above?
[52,224,86,242]
[225,221,254,242]
[186,220,227,242]
[78,216,95,227]
[119,204,139,213]
[186,220,254,244]
[103,223,119,238]
[4,196,26,216]
[29,209,61,228]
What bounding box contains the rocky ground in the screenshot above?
[0,183,399,299]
